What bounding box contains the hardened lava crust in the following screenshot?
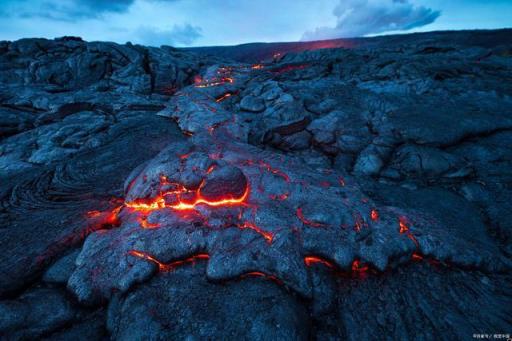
[1,30,511,339]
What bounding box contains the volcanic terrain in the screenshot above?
[1,30,511,339]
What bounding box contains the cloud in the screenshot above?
[302,0,441,40]
[0,0,135,21]
[134,23,202,47]
[0,0,180,21]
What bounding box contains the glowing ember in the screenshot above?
[86,210,101,218]
[269,193,289,201]
[239,221,274,243]
[353,212,367,232]
[259,161,290,182]
[370,209,379,221]
[399,216,419,247]
[195,77,234,88]
[215,92,233,103]
[296,207,326,228]
[206,164,216,174]
[139,216,160,229]
[338,177,345,187]
[411,252,424,261]
[351,259,369,272]
[319,181,331,188]
[271,64,309,74]
[304,256,334,268]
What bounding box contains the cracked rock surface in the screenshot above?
[1,30,512,340]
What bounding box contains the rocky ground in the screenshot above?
[1,30,511,340]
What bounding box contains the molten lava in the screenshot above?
[351,259,369,273]
[304,256,334,268]
[128,250,209,272]
[411,252,424,261]
[126,181,250,213]
[399,216,419,247]
[215,92,232,103]
[269,193,289,201]
[241,271,283,285]
[338,177,345,187]
[238,221,274,243]
[258,160,290,182]
[370,209,379,221]
[296,207,326,228]
[139,216,160,229]
[195,77,234,88]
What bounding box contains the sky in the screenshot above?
[0,0,510,47]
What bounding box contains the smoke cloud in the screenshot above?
[302,0,441,40]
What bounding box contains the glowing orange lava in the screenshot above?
[259,161,290,182]
[411,252,423,261]
[206,164,216,174]
[304,256,334,268]
[351,259,369,272]
[353,213,367,233]
[338,177,345,186]
[241,271,283,285]
[126,182,249,213]
[195,77,234,88]
[128,250,209,272]
[370,209,379,221]
[139,216,160,229]
[239,221,274,243]
[271,64,309,74]
[296,207,326,228]
[399,216,419,247]
[269,193,289,201]
[215,93,232,103]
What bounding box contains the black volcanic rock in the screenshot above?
[1,30,512,340]
[240,95,266,112]
[199,165,248,202]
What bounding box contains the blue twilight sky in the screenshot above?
[0,0,510,47]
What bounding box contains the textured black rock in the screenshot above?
[1,30,511,339]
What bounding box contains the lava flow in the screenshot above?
[126,180,250,213]
[351,259,369,273]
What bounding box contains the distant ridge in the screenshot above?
[182,28,512,63]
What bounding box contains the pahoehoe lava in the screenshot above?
[1,30,512,339]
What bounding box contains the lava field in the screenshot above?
[0,30,511,339]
